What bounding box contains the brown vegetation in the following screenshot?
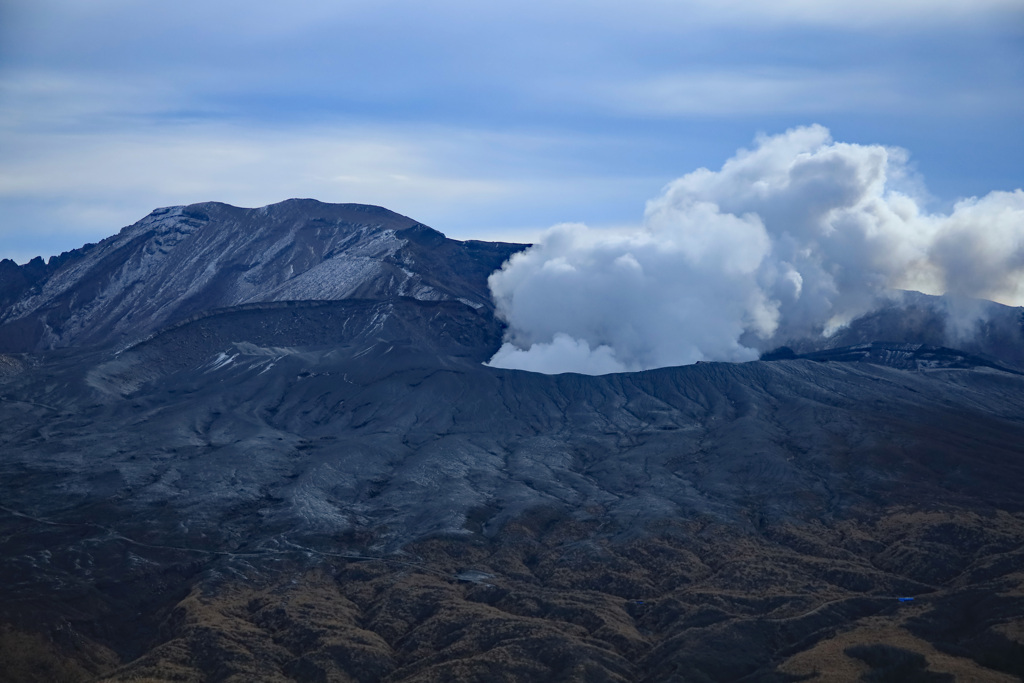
[4,505,1022,682]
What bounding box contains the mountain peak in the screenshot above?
[0,201,525,352]
[2,201,1024,682]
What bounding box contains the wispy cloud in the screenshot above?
[674,0,1024,27]
[0,0,1020,262]
[582,69,904,117]
[0,118,659,259]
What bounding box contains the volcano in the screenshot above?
[1,200,1022,682]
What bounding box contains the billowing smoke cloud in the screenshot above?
[487,124,1024,374]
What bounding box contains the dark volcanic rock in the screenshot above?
[777,290,1024,370]
[0,200,1022,682]
[762,341,1023,374]
[0,199,524,352]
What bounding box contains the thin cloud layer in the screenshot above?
[1,0,1021,263]
[487,125,1024,375]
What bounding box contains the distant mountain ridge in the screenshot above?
[0,199,524,352]
[776,289,1024,370]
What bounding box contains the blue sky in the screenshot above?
[1,0,1022,264]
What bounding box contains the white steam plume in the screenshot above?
[487,124,1024,374]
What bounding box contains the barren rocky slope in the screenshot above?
[0,200,521,352]
[1,201,1022,682]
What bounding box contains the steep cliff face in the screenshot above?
[0,199,524,352]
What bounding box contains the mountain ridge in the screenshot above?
[0,199,525,353]
[1,200,1022,682]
